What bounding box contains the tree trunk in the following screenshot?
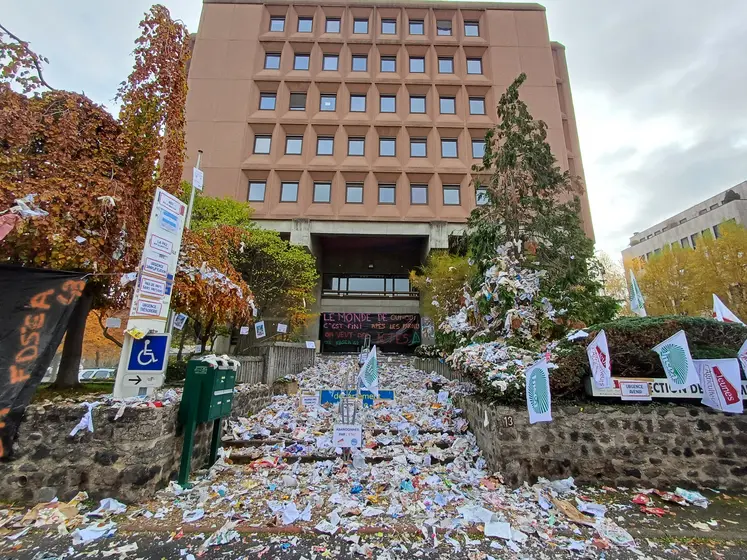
[176,326,187,362]
[53,284,94,389]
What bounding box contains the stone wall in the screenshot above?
[456,396,747,491]
[0,385,272,504]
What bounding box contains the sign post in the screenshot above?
[113,188,187,398]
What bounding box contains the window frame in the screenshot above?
[259,92,277,110]
[346,183,364,204]
[322,54,339,71]
[378,184,396,204]
[381,19,397,34]
[472,139,486,159]
[466,58,483,74]
[380,56,397,72]
[409,56,425,73]
[280,181,299,203]
[469,96,486,115]
[443,185,461,205]
[297,17,313,33]
[410,95,426,114]
[351,54,368,72]
[380,95,396,113]
[464,21,479,37]
[269,17,285,32]
[410,184,428,205]
[350,94,367,112]
[441,138,458,158]
[320,94,337,111]
[348,137,365,156]
[410,138,427,157]
[293,53,310,71]
[379,137,396,157]
[248,181,266,202]
[353,19,369,34]
[409,20,424,35]
[325,17,341,33]
[285,135,304,155]
[436,20,452,36]
[313,182,332,203]
[253,135,272,154]
[316,136,335,156]
[289,92,307,111]
[439,96,456,114]
[438,57,454,74]
[264,53,281,70]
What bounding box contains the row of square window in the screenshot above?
[265,53,483,74]
[260,92,487,115]
[270,16,479,37]
[253,135,486,159]
[248,181,488,206]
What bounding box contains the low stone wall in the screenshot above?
[0,385,272,504]
[456,396,747,490]
[414,357,469,382]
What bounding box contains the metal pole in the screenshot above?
[184,150,203,230]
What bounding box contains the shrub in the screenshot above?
[165,358,188,383]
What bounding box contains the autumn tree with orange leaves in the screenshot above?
[0,6,252,388]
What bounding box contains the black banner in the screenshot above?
[321,312,421,353]
[0,266,87,458]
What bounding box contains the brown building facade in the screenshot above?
[185,0,592,350]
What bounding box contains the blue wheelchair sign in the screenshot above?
[127,334,170,374]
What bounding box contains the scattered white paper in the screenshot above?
[567,330,590,341]
[71,522,117,545]
[89,498,127,517]
[182,508,205,523]
[484,521,512,539]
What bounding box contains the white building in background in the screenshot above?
[622,180,747,265]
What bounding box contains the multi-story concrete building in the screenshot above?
[622,181,747,266]
[184,0,592,351]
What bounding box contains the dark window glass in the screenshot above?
[248,181,266,202]
[441,139,457,157]
[437,20,452,36]
[264,53,281,69]
[346,184,364,203]
[259,93,276,110]
[289,92,306,110]
[348,138,365,155]
[350,94,366,112]
[411,184,427,204]
[464,21,479,37]
[269,17,285,32]
[409,20,424,35]
[380,95,396,113]
[379,138,396,156]
[254,135,271,154]
[469,97,485,115]
[317,137,334,155]
[410,138,426,157]
[379,185,396,204]
[382,19,396,34]
[326,18,340,33]
[409,57,425,73]
[467,58,482,74]
[352,55,368,71]
[410,96,426,113]
[438,58,454,73]
[353,19,368,33]
[294,54,310,70]
[280,182,298,202]
[285,136,303,154]
[440,97,456,114]
[381,57,396,72]
[320,94,337,111]
[443,186,460,205]
[323,55,339,71]
[297,17,313,33]
[314,182,331,203]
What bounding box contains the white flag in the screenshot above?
[586,330,612,389]
[694,358,743,413]
[525,359,552,424]
[738,339,747,377]
[358,345,379,398]
[652,330,699,390]
[712,294,744,325]
[629,269,646,317]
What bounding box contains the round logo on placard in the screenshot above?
[351,438,358,446]
[660,344,688,385]
[527,367,550,414]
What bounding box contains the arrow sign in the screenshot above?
[128,375,142,385]
[122,373,164,388]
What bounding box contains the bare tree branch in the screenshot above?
[0,22,56,91]
[94,310,123,348]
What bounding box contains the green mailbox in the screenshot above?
[178,355,239,486]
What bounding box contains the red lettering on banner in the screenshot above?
[10,365,29,384]
[29,289,53,310]
[56,280,85,305]
[24,313,45,330]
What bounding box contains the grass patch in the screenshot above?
[33,382,113,402]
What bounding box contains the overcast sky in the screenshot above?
[3,1,746,257]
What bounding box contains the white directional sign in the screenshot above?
[123,373,165,388]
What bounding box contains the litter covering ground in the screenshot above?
[2,357,746,559]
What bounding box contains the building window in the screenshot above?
[379,137,396,157]
[411,184,428,204]
[472,139,486,159]
[476,187,488,205]
[326,18,340,33]
[713,224,721,238]
[381,19,396,34]
[381,56,396,72]
[259,92,276,110]
[350,94,366,112]
[323,54,339,71]
[254,135,271,154]
[280,182,298,202]
[440,97,456,114]
[691,232,700,248]
[380,95,396,113]
[410,95,426,113]
[285,136,303,154]
[679,218,687,224]
[437,20,452,36]
[320,94,336,111]
[313,182,331,203]
[410,57,425,73]
[443,185,460,205]
[438,57,454,74]
[317,136,334,155]
[441,139,457,158]
[409,20,424,35]
[346,183,364,203]
[464,21,479,36]
[248,181,266,202]
[646,252,652,260]
[352,55,368,72]
[294,54,310,70]
[410,138,427,157]
[348,137,365,156]
[467,58,483,74]
[680,237,690,248]
[710,203,720,210]
[289,92,306,110]
[379,184,396,204]
[353,19,368,33]
[297,17,313,33]
[269,17,285,32]
[264,53,281,69]
[469,97,486,115]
